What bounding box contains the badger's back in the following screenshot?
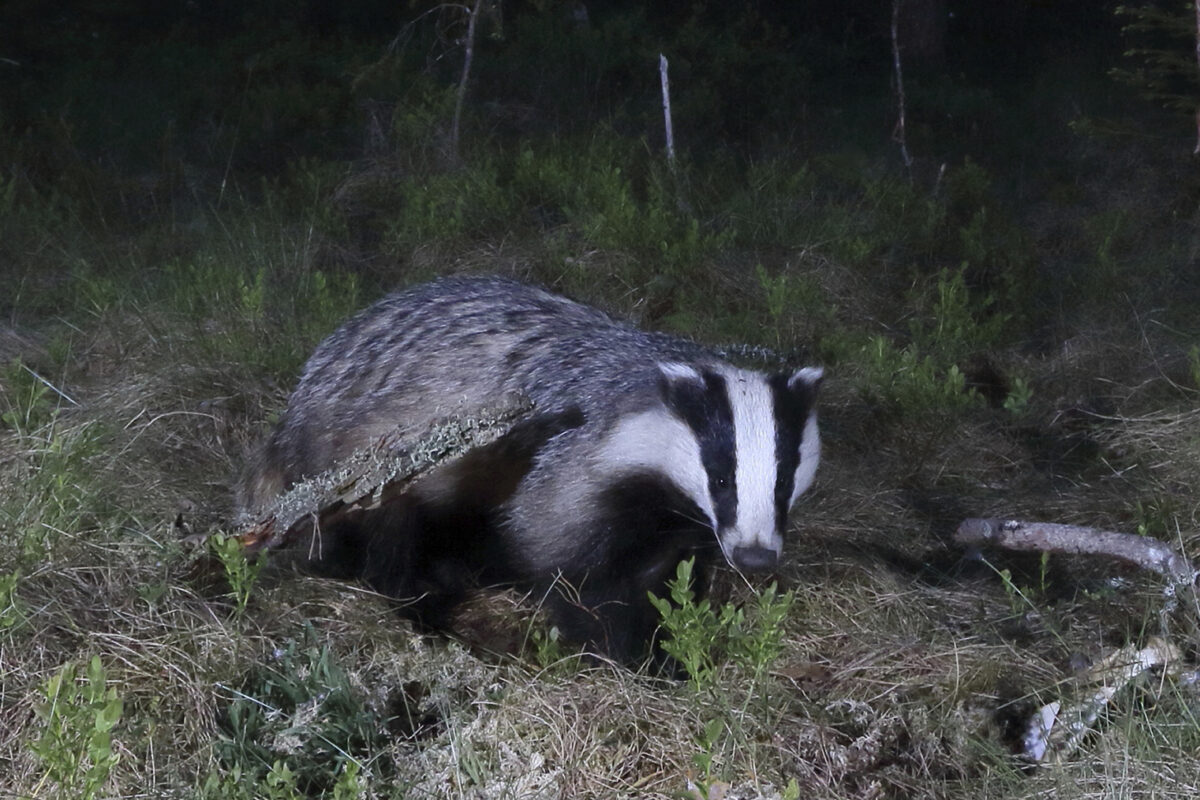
[241,275,707,511]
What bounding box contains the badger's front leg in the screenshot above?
[542,542,716,670]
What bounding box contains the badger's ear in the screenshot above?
[787,366,824,393]
[657,362,704,386]
[784,366,823,407]
[657,362,705,405]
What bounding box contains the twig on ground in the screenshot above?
[957,517,1198,765]
[954,517,1196,588]
[1022,637,1181,765]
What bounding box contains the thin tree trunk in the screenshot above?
[891,0,913,169]
[660,54,676,172]
[450,0,482,165]
[1193,0,1200,153]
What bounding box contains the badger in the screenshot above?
[240,275,822,666]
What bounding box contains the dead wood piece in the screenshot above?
[237,394,536,552]
[1023,637,1181,765]
[958,520,1198,765]
[954,518,1197,589]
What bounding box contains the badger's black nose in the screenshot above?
[731,545,778,572]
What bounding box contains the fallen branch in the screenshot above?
[954,518,1197,589]
[957,517,1199,765]
[236,394,538,552]
[1022,637,1182,765]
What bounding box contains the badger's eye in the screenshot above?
[715,476,729,489]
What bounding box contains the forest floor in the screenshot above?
[3,92,1200,800]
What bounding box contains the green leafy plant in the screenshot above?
[1003,375,1034,416]
[388,156,514,250]
[728,580,794,683]
[751,263,832,349]
[649,558,794,692]
[653,561,795,795]
[529,621,572,670]
[1112,3,1199,117]
[861,334,981,419]
[331,760,366,800]
[988,556,1050,615]
[264,760,302,800]
[910,268,1006,363]
[508,136,730,278]
[209,534,265,618]
[199,765,252,800]
[238,268,268,318]
[1132,495,1180,539]
[689,716,726,794]
[3,422,108,562]
[29,656,124,800]
[757,263,791,324]
[215,633,388,793]
[0,570,23,629]
[1,361,56,433]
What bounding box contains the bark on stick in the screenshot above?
[955,518,1196,588]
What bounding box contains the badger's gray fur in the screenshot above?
[240,275,822,665]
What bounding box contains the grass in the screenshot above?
[2,108,1200,800]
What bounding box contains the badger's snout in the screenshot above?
[730,544,778,572]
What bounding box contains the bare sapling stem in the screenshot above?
[660,54,676,172]
[891,0,913,169]
[450,0,482,165]
[1194,0,1200,153]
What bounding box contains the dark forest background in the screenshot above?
[2,0,1196,335]
[0,1,1137,174]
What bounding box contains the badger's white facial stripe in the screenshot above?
[789,411,821,506]
[724,369,782,556]
[722,368,783,558]
[606,363,820,569]
[596,409,716,529]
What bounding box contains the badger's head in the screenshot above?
[657,362,822,572]
[602,361,821,573]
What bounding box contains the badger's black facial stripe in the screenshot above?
[660,369,737,528]
[769,373,814,527]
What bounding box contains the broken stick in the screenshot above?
[1022,637,1182,765]
[958,518,1198,766]
[954,518,1197,589]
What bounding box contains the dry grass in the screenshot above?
[2,247,1199,800]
